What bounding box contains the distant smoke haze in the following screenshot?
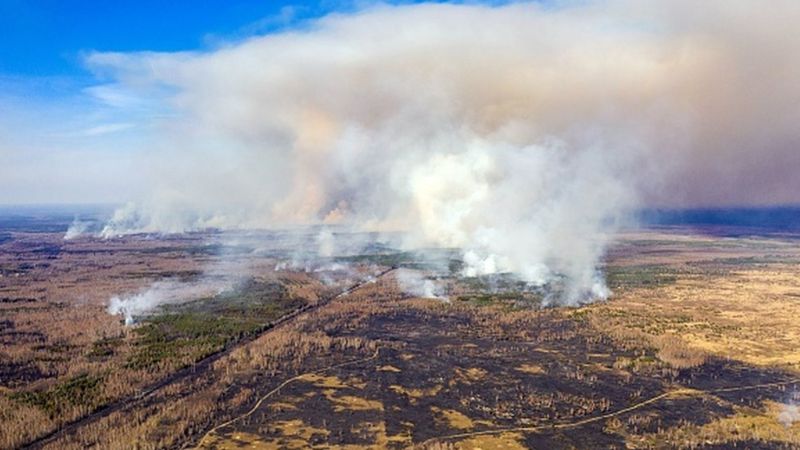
[80,0,800,303]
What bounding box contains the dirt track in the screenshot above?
[418,378,800,447]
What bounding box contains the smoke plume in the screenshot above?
[64,218,90,240]
[395,268,446,301]
[107,279,231,325]
[778,390,800,428]
[779,403,800,428]
[88,0,800,304]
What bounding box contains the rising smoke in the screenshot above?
[89,0,800,304]
[778,391,800,428]
[108,279,231,325]
[779,403,799,428]
[64,218,90,240]
[395,268,446,301]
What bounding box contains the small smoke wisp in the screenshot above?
[64,218,91,240]
[316,228,335,258]
[779,402,800,428]
[395,269,447,301]
[107,279,230,325]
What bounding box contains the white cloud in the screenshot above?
[79,122,135,136]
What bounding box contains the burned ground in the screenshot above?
[2,224,800,448]
[196,292,797,449]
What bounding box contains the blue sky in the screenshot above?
[1,0,522,205]
[0,0,427,204]
[0,0,348,78]
[0,1,505,78]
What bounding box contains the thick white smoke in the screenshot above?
[107,279,231,325]
[88,0,800,304]
[108,287,168,326]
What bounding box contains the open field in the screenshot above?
[2,218,800,448]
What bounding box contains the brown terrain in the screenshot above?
[1,220,800,449]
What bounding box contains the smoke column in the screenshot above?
[89,0,800,304]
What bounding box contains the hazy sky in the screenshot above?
[1,0,799,207]
[0,0,370,204]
